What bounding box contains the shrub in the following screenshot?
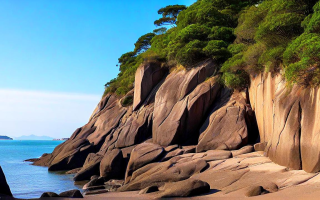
[221,70,250,89]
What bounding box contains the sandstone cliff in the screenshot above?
[31,59,320,197]
[32,59,258,182]
[250,72,320,173]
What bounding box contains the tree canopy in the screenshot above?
[221,0,320,88]
[154,5,187,27]
[104,0,320,97]
[134,33,155,54]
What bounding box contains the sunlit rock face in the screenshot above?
[250,72,320,173]
[32,59,257,185]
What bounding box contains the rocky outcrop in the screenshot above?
[31,59,261,198]
[119,155,209,192]
[41,192,59,197]
[59,190,83,198]
[196,90,254,152]
[100,149,125,180]
[124,142,164,183]
[133,61,167,111]
[0,166,12,197]
[153,60,220,146]
[249,72,320,173]
[74,153,102,181]
[152,179,210,198]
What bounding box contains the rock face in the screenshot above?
[249,72,320,173]
[0,166,12,197]
[100,149,125,180]
[74,153,102,181]
[197,90,252,152]
[31,59,261,198]
[59,190,83,198]
[133,61,167,111]
[153,60,220,146]
[124,142,164,183]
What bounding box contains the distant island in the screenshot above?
[0,136,13,140]
[14,135,54,140]
[53,138,69,141]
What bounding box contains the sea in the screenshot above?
[0,140,82,199]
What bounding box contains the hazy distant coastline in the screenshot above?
[14,134,54,140]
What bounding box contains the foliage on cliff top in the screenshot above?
[104,0,320,97]
[103,0,260,97]
[221,0,320,88]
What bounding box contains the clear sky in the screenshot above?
[0,0,196,138]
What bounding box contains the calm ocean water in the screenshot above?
[0,140,82,199]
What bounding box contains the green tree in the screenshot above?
[153,27,167,35]
[154,5,187,27]
[134,33,155,54]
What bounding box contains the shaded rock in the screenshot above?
[139,185,159,194]
[83,185,105,192]
[133,62,167,111]
[84,189,109,195]
[0,166,12,197]
[164,145,179,152]
[182,146,196,153]
[232,146,254,157]
[254,142,267,152]
[241,185,275,197]
[91,175,99,180]
[27,153,52,166]
[74,153,103,181]
[115,105,153,148]
[59,190,83,198]
[104,179,124,192]
[197,90,250,153]
[153,179,210,198]
[100,149,126,180]
[120,156,208,191]
[121,145,136,159]
[153,60,220,146]
[41,192,59,197]
[202,150,232,162]
[125,143,164,183]
[162,149,185,161]
[83,177,105,190]
[66,168,81,174]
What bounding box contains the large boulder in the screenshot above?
[74,153,103,181]
[153,179,210,198]
[0,166,12,197]
[119,156,208,191]
[133,62,167,111]
[59,190,83,198]
[41,192,59,197]
[124,142,164,183]
[196,90,252,152]
[115,105,153,148]
[100,149,126,180]
[153,60,220,146]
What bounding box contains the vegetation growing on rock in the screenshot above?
[105,0,320,96]
[104,0,259,96]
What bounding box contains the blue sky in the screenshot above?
[0,0,196,138]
